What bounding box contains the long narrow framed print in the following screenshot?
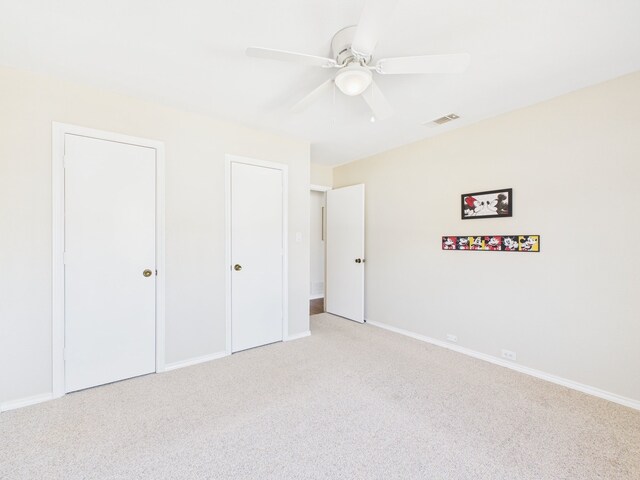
[442,235,540,252]
[461,188,512,219]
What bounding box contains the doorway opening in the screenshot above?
[310,185,330,315]
[310,189,325,314]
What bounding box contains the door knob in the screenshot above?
[234,264,242,271]
[143,269,153,277]
[355,258,361,263]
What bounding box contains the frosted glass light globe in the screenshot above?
[335,65,372,96]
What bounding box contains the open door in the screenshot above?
[326,184,365,323]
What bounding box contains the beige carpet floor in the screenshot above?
[1,313,639,479]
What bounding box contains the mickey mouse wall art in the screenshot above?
[441,235,540,252]
[448,188,539,252]
[461,188,512,219]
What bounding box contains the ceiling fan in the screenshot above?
[246,0,470,121]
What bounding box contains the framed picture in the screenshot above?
[441,235,540,252]
[461,188,512,219]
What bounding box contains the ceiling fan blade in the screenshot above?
[351,0,398,59]
[291,78,334,113]
[246,47,337,68]
[362,80,393,120]
[376,53,471,74]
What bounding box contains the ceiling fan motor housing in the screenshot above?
[331,26,367,65]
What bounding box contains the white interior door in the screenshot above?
[231,162,284,352]
[64,134,156,393]
[326,184,365,322]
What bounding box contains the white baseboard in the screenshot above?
[284,330,311,341]
[366,319,640,411]
[1,392,54,413]
[309,294,324,300]
[164,351,228,372]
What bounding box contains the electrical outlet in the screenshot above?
[446,334,458,343]
[501,349,517,361]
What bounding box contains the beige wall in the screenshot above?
[0,66,310,406]
[310,163,333,187]
[334,72,640,403]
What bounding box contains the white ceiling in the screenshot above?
[1,1,639,165]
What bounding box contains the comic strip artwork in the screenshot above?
[518,235,539,252]
[442,236,457,250]
[469,236,484,250]
[461,188,512,219]
[485,235,502,251]
[457,237,470,250]
[502,236,519,251]
[442,235,540,252]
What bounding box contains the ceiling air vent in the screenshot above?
[424,113,460,127]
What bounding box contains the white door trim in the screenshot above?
[225,154,289,355]
[310,184,332,192]
[51,122,166,398]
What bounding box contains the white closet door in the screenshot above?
[64,134,156,393]
[231,162,284,352]
[326,184,365,323]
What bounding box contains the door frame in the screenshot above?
[51,122,166,398]
[310,184,332,193]
[225,155,289,354]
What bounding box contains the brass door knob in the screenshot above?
[234,264,242,271]
[143,269,153,277]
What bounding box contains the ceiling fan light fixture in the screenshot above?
[334,65,372,96]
